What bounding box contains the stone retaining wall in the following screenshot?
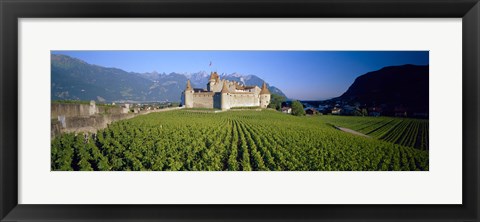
[51,106,183,139]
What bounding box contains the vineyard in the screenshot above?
[51,110,429,171]
[321,116,429,150]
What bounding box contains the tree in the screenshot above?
[362,108,368,116]
[268,94,286,111]
[291,100,305,116]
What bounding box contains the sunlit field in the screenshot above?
[51,110,429,171]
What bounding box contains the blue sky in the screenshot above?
[52,51,428,100]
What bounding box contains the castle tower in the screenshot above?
[184,79,194,108]
[220,81,230,110]
[207,72,219,92]
[259,82,271,108]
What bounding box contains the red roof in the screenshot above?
[185,79,192,90]
[221,81,229,93]
[260,82,270,95]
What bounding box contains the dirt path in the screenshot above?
[333,126,371,138]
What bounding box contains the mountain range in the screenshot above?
[51,54,286,102]
[52,54,429,112]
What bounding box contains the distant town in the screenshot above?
[284,100,428,118]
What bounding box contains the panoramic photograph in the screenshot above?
[51,51,429,171]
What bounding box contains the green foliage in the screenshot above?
[51,110,429,171]
[291,100,305,116]
[352,108,368,116]
[267,94,286,111]
[362,108,368,116]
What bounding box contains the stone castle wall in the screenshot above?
[225,93,259,108]
[63,114,133,129]
[98,106,124,115]
[51,103,95,117]
[192,93,214,108]
[186,91,267,110]
[51,103,124,118]
[51,106,183,139]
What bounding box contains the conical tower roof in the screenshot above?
[221,81,229,93]
[185,79,192,91]
[209,72,219,82]
[260,82,270,94]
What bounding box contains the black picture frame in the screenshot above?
[1,0,479,221]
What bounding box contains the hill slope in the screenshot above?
[338,64,429,113]
[51,54,286,102]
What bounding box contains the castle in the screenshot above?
[183,72,271,110]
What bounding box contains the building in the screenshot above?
[331,107,342,115]
[282,107,292,114]
[304,107,319,115]
[183,72,271,110]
